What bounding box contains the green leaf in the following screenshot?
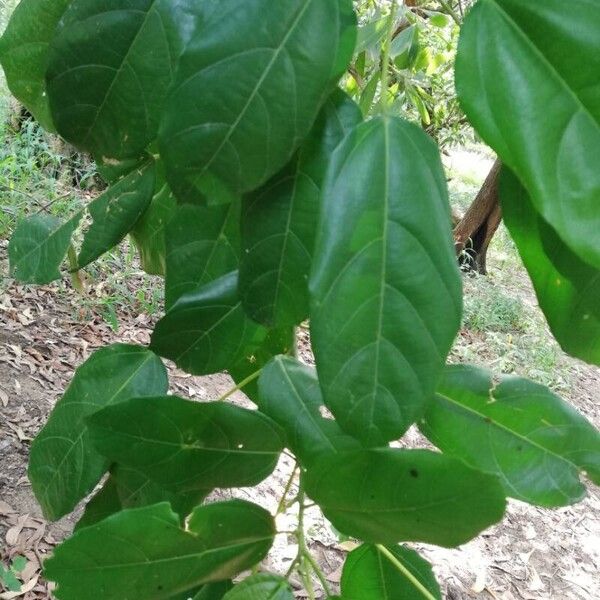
[89,396,284,490]
[239,90,362,328]
[456,0,600,269]
[229,327,295,403]
[359,72,380,116]
[78,161,156,269]
[45,500,275,600]
[341,544,441,600]
[304,448,506,548]
[9,213,81,284]
[77,466,211,531]
[192,582,233,600]
[500,169,600,366]
[75,477,122,532]
[0,565,21,592]
[152,272,267,376]
[355,17,388,55]
[46,0,182,159]
[159,0,357,204]
[165,202,240,310]
[131,179,178,276]
[258,357,361,465]
[0,0,71,131]
[28,344,168,520]
[421,364,600,507]
[11,556,28,574]
[391,25,420,70]
[222,574,293,600]
[309,116,462,446]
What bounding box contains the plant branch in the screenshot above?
[376,545,437,600]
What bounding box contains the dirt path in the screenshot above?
[1,240,599,599]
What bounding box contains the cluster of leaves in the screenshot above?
[1,0,599,598]
[349,0,471,147]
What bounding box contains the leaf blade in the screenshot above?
[28,344,168,520]
[309,116,462,445]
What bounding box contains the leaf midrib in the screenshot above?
[488,0,600,130]
[195,0,314,182]
[434,391,577,469]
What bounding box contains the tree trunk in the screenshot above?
[453,159,502,275]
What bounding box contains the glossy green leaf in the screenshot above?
[309,116,462,446]
[46,0,183,159]
[89,396,284,490]
[9,213,81,284]
[152,272,266,376]
[192,582,233,600]
[28,344,168,520]
[421,364,600,507]
[229,327,295,403]
[239,90,362,328]
[165,202,240,310]
[77,161,156,268]
[131,179,178,276]
[159,0,357,204]
[45,500,275,600]
[0,0,70,131]
[258,357,361,465]
[456,0,600,269]
[500,169,600,366]
[304,448,506,548]
[222,574,293,600]
[341,544,441,600]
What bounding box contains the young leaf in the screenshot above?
[222,574,294,600]
[46,0,183,159]
[131,179,178,276]
[77,161,156,269]
[165,202,240,310]
[45,501,275,600]
[258,356,361,465]
[28,344,168,520]
[229,327,295,403]
[341,544,441,600]
[309,116,462,446]
[9,213,81,284]
[456,0,600,269]
[239,90,362,328]
[421,364,600,507]
[151,272,267,376]
[500,169,600,366]
[88,396,284,490]
[0,0,71,131]
[304,448,506,548]
[159,0,357,204]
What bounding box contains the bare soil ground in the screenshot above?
[1,237,599,600]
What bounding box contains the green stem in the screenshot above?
[438,0,462,25]
[376,545,437,600]
[304,548,332,597]
[380,0,399,114]
[216,368,262,402]
[276,464,298,515]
